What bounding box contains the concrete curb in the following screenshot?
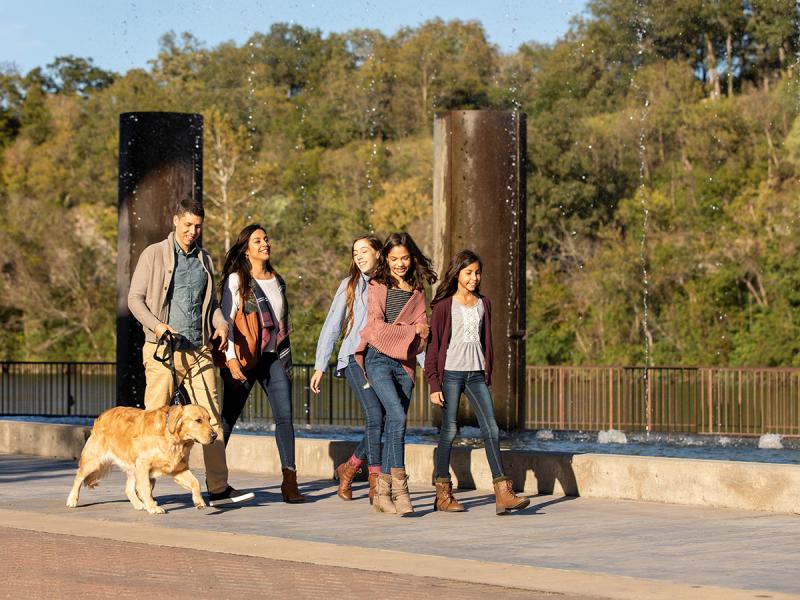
[2,419,799,513]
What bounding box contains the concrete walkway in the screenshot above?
[1,453,799,599]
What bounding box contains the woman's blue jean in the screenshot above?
[435,370,504,480]
[365,346,414,474]
[343,355,384,467]
[221,353,296,469]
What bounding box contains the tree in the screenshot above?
[390,19,498,133]
[203,107,275,254]
[0,66,23,150]
[45,56,115,96]
[746,0,799,90]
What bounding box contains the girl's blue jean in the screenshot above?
[221,353,296,469]
[343,355,384,467]
[435,370,504,480]
[365,346,414,474]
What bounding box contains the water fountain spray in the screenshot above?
[632,0,653,433]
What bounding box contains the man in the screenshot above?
[128,196,254,507]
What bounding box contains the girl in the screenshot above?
[217,224,304,503]
[355,232,436,515]
[310,235,385,503]
[425,250,529,515]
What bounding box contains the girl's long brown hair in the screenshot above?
[343,235,383,338]
[219,224,276,301]
[373,232,437,291]
[430,249,483,307]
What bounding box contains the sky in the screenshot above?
[0,0,588,75]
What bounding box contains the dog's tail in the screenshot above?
[83,461,112,488]
[77,434,113,489]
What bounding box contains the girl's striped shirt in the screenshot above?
[384,288,413,324]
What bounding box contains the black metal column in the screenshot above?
[116,112,203,407]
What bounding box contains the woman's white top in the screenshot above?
[444,296,485,372]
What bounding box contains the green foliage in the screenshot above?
[45,56,115,96]
[0,10,798,367]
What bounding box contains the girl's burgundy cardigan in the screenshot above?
[424,295,493,393]
[354,280,428,381]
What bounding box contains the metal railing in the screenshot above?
[3,362,798,436]
[0,361,433,427]
[0,362,115,417]
[526,366,800,436]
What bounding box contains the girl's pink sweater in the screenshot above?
[354,280,428,381]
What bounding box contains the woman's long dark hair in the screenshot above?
[343,235,382,338]
[430,249,483,307]
[219,224,276,301]
[373,232,437,291]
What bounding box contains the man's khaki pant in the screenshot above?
[142,342,229,494]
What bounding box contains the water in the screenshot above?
[5,416,799,465]
[597,429,628,444]
[632,0,654,431]
[508,430,800,465]
[758,433,784,450]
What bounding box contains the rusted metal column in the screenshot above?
[432,110,527,430]
[116,112,203,407]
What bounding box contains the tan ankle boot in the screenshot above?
[334,461,360,501]
[368,471,379,505]
[373,473,396,514]
[493,476,529,515]
[281,468,306,503]
[434,479,465,512]
[390,468,414,516]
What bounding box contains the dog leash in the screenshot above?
[153,331,189,426]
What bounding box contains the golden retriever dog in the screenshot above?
[66,404,216,514]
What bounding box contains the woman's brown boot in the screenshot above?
[390,468,414,516]
[434,479,465,512]
[373,473,396,514]
[334,461,360,501]
[281,468,306,503]
[493,476,529,515]
[368,471,379,505]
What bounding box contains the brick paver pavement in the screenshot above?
[1,527,590,599]
[3,454,800,599]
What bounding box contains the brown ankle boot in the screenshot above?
[368,471,379,505]
[334,461,360,501]
[493,476,529,515]
[434,479,465,512]
[390,468,414,516]
[373,473,396,514]
[281,468,306,503]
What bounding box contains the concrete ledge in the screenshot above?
[2,419,799,513]
[0,420,89,460]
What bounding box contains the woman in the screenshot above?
[355,232,436,515]
[217,224,304,503]
[310,235,385,503]
[425,250,529,515]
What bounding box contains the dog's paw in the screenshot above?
[195,501,206,510]
[65,497,77,508]
[146,505,166,515]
